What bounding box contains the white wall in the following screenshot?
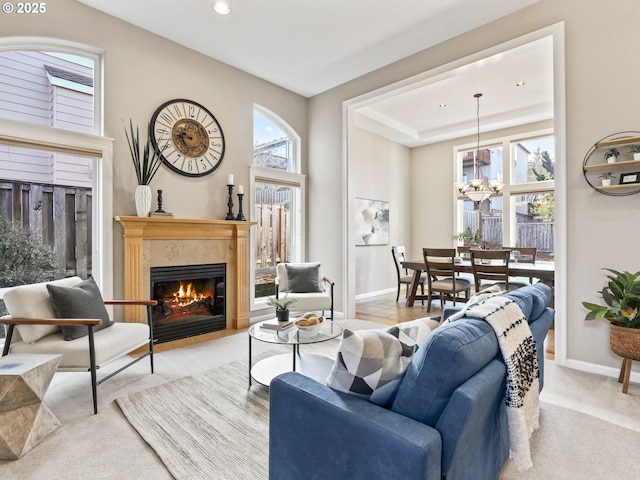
[353,128,410,296]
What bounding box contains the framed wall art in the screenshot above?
[355,198,389,246]
[619,172,640,185]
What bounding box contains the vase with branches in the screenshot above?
[124,119,163,216]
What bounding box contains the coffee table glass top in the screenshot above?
[249,319,343,346]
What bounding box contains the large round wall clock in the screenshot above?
[150,98,225,177]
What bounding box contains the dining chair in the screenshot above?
[470,249,528,293]
[391,246,426,303]
[422,248,471,312]
[502,246,538,283]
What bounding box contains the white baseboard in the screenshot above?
[565,358,640,384]
[355,287,397,301]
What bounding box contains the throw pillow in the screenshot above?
[395,316,440,347]
[325,325,418,406]
[285,263,322,293]
[46,277,113,341]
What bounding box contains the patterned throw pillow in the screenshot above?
[325,326,418,406]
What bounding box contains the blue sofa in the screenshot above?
[269,283,554,480]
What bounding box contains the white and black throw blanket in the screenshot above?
[456,293,540,470]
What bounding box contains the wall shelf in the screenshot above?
[583,131,640,196]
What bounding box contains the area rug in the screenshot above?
[116,356,271,480]
[117,352,640,480]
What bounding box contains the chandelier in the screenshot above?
[455,93,503,203]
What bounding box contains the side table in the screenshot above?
[0,353,62,460]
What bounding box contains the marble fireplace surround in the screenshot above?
[115,216,254,330]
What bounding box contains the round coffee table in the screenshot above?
[248,319,343,386]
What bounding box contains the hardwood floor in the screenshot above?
[356,288,555,360]
[355,290,445,326]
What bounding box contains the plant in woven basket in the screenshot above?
[582,268,640,329]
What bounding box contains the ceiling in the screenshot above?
[77,0,551,147]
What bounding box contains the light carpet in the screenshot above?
[116,352,640,480]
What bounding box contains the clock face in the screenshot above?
[150,99,225,177]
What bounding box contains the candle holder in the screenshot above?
[225,184,235,220]
[236,193,246,221]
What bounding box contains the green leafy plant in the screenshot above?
[266,292,298,311]
[604,148,620,161]
[582,268,640,329]
[0,215,58,317]
[452,227,482,245]
[124,119,163,185]
[598,172,616,179]
[628,144,640,154]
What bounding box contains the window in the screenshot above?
[456,131,554,259]
[251,107,304,306]
[0,42,109,346]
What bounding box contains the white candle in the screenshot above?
[238,185,244,195]
[227,174,234,185]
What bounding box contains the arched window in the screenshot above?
[251,106,305,306]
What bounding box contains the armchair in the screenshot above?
[1,276,156,414]
[275,263,334,319]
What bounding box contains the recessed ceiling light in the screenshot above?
[213,1,231,15]
[516,81,526,87]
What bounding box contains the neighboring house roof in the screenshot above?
[44,64,93,87]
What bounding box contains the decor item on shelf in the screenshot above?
[455,93,503,203]
[149,189,173,218]
[629,144,640,160]
[605,148,620,164]
[598,171,616,186]
[225,174,235,220]
[266,292,298,323]
[582,268,640,393]
[236,185,246,221]
[124,119,163,217]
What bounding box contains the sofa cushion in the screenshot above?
[285,263,322,293]
[47,277,113,341]
[391,319,499,426]
[325,325,419,406]
[2,276,83,343]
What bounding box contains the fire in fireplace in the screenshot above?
[150,263,226,343]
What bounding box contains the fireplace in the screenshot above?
[150,263,226,343]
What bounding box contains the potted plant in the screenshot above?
[629,144,640,161]
[453,227,482,247]
[266,292,298,323]
[604,148,620,164]
[582,268,640,391]
[598,171,616,186]
[124,119,163,217]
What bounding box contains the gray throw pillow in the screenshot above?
[46,277,113,341]
[285,263,322,293]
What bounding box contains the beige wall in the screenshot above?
[309,0,640,378]
[0,0,308,305]
[353,128,410,296]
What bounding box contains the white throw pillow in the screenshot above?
[3,276,83,343]
[325,325,419,406]
[395,316,440,347]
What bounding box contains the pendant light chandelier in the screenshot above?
[455,93,503,202]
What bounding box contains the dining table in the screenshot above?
[401,258,555,307]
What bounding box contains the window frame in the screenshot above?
[250,105,305,311]
[454,128,554,250]
[0,39,111,297]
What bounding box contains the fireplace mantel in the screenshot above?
[115,216,255,330]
